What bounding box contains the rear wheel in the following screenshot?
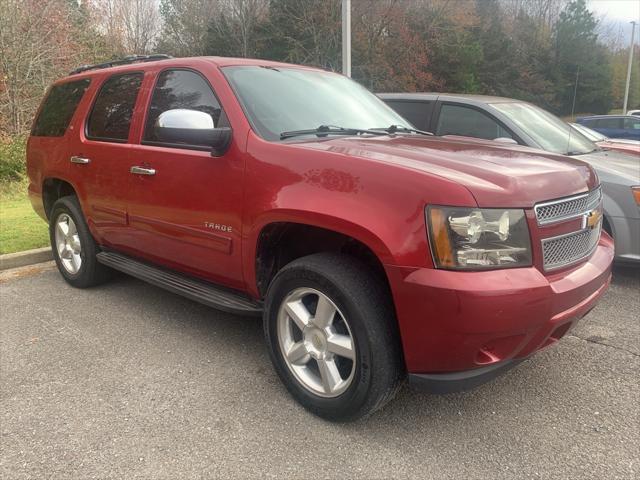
[49,196,111,288]
[264,253,403,421]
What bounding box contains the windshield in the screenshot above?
[491,102,596,155]
[223,66,409,141]
[570,122,607,142]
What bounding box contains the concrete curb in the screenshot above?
[0,247,53,271]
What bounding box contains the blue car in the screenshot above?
[576,115,640,140]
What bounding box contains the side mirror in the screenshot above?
[493,137,518,145]
[154,109,232,156]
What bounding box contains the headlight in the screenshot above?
[426,206,532,270]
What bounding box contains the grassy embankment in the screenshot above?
[0,179,49,254]
[0,136,48,254]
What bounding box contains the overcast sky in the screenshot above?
[589,0,640,23]
[589,0,639,45]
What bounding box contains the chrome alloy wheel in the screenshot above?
[277,288,356,398]
[54,213,82,274]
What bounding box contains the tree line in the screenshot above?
[1,0,638,137]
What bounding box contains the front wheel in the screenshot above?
[264,253,403,421]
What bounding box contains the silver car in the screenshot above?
[380,93,640,264]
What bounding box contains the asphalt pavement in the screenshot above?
[1,262,638,479]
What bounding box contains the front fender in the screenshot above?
[241,134,478,296]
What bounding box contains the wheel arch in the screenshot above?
[42,177,80,220]
[248,212,395,299]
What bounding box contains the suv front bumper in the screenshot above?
[385,234,614,392]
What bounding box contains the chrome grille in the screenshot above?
[541,221,601,271]
[534,187,601,225]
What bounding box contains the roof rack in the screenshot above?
[69,54,173,75]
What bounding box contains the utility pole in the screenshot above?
[342,0,351,77]
[623,21,637,115]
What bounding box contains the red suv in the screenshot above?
[27,55,613,421]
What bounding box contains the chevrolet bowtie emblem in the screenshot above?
[583,209,602,229]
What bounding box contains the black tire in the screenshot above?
[49,196,111,288]
[264,252,404,421]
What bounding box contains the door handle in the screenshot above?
[130,166,156,176]
[70,156,91,164]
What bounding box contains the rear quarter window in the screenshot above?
[384,100,433,131]
[31,79,91,137]
[436,104,512,140]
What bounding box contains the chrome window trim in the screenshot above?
[534,187,602,226]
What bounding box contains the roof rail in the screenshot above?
[69,54,173,75]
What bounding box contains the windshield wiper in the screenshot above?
[280,125,388,140]
[369,125,433,136]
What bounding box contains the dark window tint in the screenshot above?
[624,117,640,129]
[436,104,512,140]
[32,79,91,137]
[87,73,143,141]
[593,118,622,129]
[384,100,433,131]
[144,69,226,145]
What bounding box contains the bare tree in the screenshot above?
[266,0,341,68]
[500,0,569,29]
[209,0,269,57]
[158,0,222,56]
[121,0,160,53]
[0,0,89,134]
[96,0,160,55]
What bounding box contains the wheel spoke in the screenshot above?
[313,295,336,328]
[60,247,73,260]
[56,221,68,239]
[285,300,311,331]
[286,341,309,366]
[317,357,342,394]
[327,334,354,360]
[72,253,82,272]
[67,218,77,236]
[70,235,81,253]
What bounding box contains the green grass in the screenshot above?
[0,180,49,254]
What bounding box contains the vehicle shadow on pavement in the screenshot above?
[1,265,638,479]
[97,265,637,427]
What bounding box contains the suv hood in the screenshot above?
[293,135,598,207]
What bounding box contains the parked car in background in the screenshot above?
[27,56,614,421]
[576,115,640,140]
[379,93,640,265]
[570,122,640,157]
[627,110,640,117]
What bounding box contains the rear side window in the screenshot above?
[87,73,143,142]
[32,79,91,137]
[384,100,433,131]
[624,117,640,130]
[594,118,622,129]
[436,104,513,140]
[143,69,226,146]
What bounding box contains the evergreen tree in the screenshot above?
[474,0,519,96]
[552,0,612,114]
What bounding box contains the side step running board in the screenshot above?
[96,251,263,316]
